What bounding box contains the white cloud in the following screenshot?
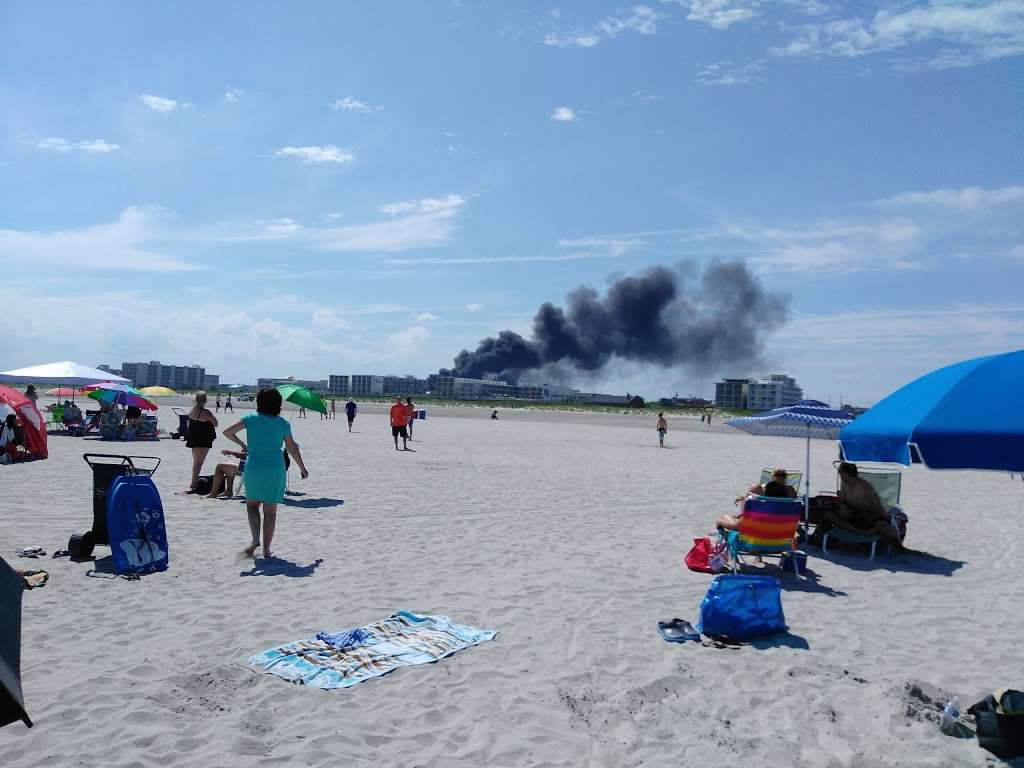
[386,326,432,358]
[213,194,467,253]
[24,137,121,153]
[139,94,190,112]
[413,312,439,322]
[265,217,302,232]
[696,59,765,85]
[323,212,344,222]
[330,97,384,113]
[714,218,925,272]
[544,31,602,47]
[872,185,1024,211]
[545,5,664,47]
[224,86,245,102]
[663,0,826,29]
[274,145,354,164]
[1011,244,1024,259]
[550,106,578,122]
[0,206,198,272]
[379,194,465,216]
[465,303,483,312]
[771,1,1024,70]
[556,236,643,257]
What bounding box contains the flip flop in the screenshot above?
[670,618,701,641]
[658,619,698,643]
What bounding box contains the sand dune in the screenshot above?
[0,400,1018,767]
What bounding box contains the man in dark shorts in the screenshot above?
[345,398,357,432]
[389,396,409,450]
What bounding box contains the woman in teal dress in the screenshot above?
[222,388,309,557]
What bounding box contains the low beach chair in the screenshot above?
[821,469,902,559]
[726,495,805,578]
[50,406,66,431]
[758,468,802,495]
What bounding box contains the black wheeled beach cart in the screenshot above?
[82,453,161,545]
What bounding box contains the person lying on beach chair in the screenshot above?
[717,479,792,531]
[823,462,903,551]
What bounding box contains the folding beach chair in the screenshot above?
[724,495,805,578]
[50,406,66,432]
[758,468,802,495]
[821,469,902,559]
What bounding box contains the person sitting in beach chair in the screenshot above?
[1,414,25,464]
[99,404,123,440]
[205,449,247,498]
[734,467,798,506]
[62,402,85,435]
[821,462,903,554]
[721,492,805,577]
[717,478,792,531]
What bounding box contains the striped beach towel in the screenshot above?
[247,610,497,689]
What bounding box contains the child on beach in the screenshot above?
[345,398,357,431]
[406,397,415,438]
[656,413,667,448]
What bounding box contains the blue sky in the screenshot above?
[1,1,1021,403]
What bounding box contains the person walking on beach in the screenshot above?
[345,398,357,432]
[705,412,712,429]
[406,397,415,439]
[390,396,409,451]
[215,394,221,412]
[24,384,37,404]
[330,398,336,420]
[656,412,668,448]
[222,388,309,558]
[225,394,233,413]
[184,391,218,493]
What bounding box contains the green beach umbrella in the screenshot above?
[276,384,327,414]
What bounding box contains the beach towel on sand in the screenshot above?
[248,611,497,689]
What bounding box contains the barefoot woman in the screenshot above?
[222,388,309,557]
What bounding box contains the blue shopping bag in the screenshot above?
[697,574,786,641]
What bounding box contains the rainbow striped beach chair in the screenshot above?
[727,495,805,578]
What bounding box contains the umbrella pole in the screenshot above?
[804,428,811,532]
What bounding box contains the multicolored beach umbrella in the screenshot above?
[276,384,327,414]
[728,400,855,520]
[82,382,158,411]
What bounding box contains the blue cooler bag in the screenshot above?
[697,574,786,641]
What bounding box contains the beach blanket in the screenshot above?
[247,610,497,689]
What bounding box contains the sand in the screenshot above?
[1,399,1020,767]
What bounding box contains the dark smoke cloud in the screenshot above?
[447,261,788,380]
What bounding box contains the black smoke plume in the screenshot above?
[446,261,788,381]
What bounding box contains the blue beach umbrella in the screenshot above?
[839,349,1024,472]
[728,400,855,520]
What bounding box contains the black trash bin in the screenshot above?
[82,454,160,545]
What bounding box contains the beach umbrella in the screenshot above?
[0,361,129,386]
[139,386,177,397]
[0,555,32,728]
[83,383,158,411]
[839,349,1024,472]
[727,400,855,519]
[276,384,327,414]
[45,387,85,398]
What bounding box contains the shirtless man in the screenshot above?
[826,462,903,550]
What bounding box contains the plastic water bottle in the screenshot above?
[939,696,960,734]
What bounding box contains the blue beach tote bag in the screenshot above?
[697,574,786,641]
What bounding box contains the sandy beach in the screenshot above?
[1,399,1019,767]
